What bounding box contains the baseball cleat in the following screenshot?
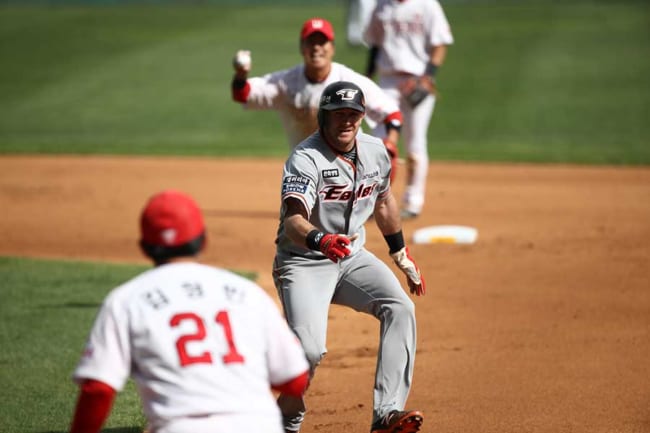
[370,409,424,433]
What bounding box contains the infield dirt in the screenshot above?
[1,156,649,433]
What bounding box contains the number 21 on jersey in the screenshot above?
[170,310,245,367]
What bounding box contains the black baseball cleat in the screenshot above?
[370,409,424,433]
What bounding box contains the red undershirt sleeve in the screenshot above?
[231,79,251,103]
[69,379,116,433]
[272,370,310,398]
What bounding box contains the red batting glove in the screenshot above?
[383,138,398,184]
[319,234,353,263]
[390,247,426,296]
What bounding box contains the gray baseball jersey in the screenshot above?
[275,130,391,255]
[273,130,417,430]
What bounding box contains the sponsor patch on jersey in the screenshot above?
[282,175,310,194]
[322,168,339,179]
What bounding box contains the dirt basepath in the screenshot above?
[1,155,649,433]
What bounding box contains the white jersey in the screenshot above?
[364,0,454,76]
[244,62,399,148]
[73,262,308,431]
[275,130,391,258]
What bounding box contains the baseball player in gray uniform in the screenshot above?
[364,0,454,218]
[231,17,403,181]
[273,81,426,433]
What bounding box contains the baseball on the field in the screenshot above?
[234,50,251,70]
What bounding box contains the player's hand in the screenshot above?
[319,233,358,263]
[419,75,437,96]
[390,247,425,296]
[232,50,252,73]
[383,138,398,183]
[399,76,436,108]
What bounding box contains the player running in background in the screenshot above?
[273,81,426,433]
[68,190,309,433]
[231,17,403,181]
[345,0,377,46]
[364,0,454,219]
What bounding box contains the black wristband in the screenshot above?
[384,231,405,254]
[425,62,438,77]
[366,46,379,77]
[306,230,325,250]
[385,118,402,134]
[232,77,247,89]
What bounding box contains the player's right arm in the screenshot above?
[283,197,357,263]
[283,197,315,247]
[69,291,130,432]
[231,50,252,103]
[69,379,116,433]
[231,50,287,109]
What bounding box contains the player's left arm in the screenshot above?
[415,44,448,97]
[262,289,310,397]
[373,192,401,236]
[425,1,454,90]
[428,44,448,73]
[374,193,426,296]
[382,113,401,183]
[272,371,310,398]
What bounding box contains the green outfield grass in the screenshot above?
[0,256,257,431]
[0,1,648,163]
[0,257,148,432]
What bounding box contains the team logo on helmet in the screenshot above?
[336,89,359,101]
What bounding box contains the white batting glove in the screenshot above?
[390,247,426,296]
[233,50,252,72]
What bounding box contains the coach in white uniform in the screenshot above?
[365,0,454,218]
[231,17,403,182]
[68,190,309,433]
[273,81,426,433]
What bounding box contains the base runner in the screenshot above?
[272,81,426,433]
